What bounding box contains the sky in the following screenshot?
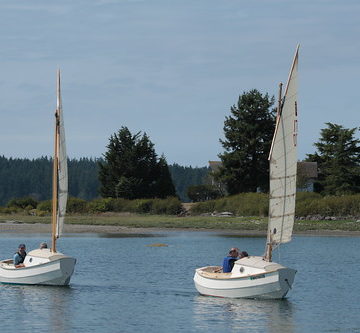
[0,0,359,167]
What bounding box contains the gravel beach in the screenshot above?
[1,221,360,236]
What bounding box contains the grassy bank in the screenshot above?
[1,213,360,232]
[191,192,360,219]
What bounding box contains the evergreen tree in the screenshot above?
[154,156,177,198]
[187,184,222,202]
[0,155,209,205]
[217,89,276,194]
[168,164,210,202]
[306,123,360,195]
[0,156,100,206]
[98,127,176,199]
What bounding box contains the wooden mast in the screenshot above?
[264,82,283,262]
[51,71,61,253]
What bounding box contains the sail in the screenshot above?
[56,70,68,238]
[267,46,299,245]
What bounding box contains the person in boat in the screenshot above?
[222,247,240,273]
[40,242,48,249]
[13,243,27,268]
[240,251,249,258]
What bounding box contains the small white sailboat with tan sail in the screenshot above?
[0,71,76,285]
[194,45,299,299]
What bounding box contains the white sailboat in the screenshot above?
[0,70,76,285]
[194,46,299,299]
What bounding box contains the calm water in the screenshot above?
[1,231,360,333]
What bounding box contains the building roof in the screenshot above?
[208,161,222,172]
[208,160,318,178]
[297,161,318,178]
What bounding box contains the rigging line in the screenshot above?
[285,279,292,290]
[278,243,281,262]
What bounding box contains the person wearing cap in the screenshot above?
[222,247,240,273]
[13,243,27,268]
[39,242,48,249]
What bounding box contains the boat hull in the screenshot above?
[194,258,296,299]
[0,255,76,286]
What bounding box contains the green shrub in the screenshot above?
[67,197,88,213]
[187,184,223,202]
[191,200,216,214]
[0,207,13,214]
[87,198,114,213]
[111,198,131,212]
[133,199,153,214]
[191,191,360,217]
[37,200,52,212]
[190,193,268,216]
[151,197,182,215]
[295,193,360,217]
[25,205,34,212]
[123,199,152,213]
[36,210,47,217]
[7,197,38,209]
[296,192,322,202]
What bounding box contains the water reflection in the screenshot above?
[193,295,294,332]
[97,233,163,238]
[2,284,74,333]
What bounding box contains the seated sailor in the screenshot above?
[222,247,240,273]
[14,243,27,268]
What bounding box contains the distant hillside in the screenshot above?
[0,156,209,205]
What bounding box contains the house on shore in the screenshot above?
[208,160,318,192]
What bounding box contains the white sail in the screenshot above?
[0,70,76,286]
[267,46,299,245]
[193,48,298,299]
[56,70,68,238]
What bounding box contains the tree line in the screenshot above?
[1,89,359,208]
[0,156,100,206]
[0,155,208,206]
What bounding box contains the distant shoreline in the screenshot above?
[1,221,360,237]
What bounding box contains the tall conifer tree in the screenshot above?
[217,89,276,194]
[98,127,176,199]
[306,123,360,194]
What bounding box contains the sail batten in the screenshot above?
[270,174,296,181]
[267,46,299,246]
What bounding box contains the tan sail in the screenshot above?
[52,70,68,252]
[193,47,299,298]
[0,70,76,286]
[267,45,299,248]
[56,70,68,238]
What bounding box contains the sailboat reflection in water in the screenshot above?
[0,70,76,285]
[193,296,295,332]
[194,45,299,299]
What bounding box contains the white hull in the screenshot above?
[194,256,296,299]
[195,47,299,300]
[0,249,76,286]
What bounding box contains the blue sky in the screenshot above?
[0,0,359,167]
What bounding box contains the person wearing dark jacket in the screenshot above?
[222,247,240,273]
[13,243,27,268]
